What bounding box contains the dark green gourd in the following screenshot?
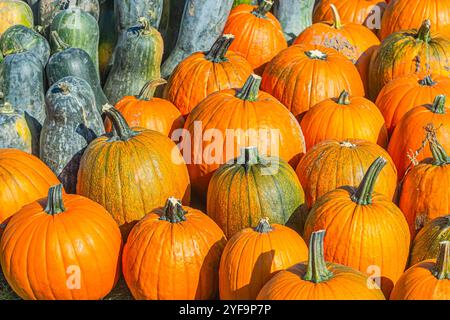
[115,0,163,34]
[0,24,50,66]
[162,0,185,61]
[39,0,100,35]
[40,76,104,193]
[161,0,234,79]
[49,8,100,77]
[98,0,117,83]
[104,18,163,105]
[0,102,32,153]
[273,0,315,44]
[47,31,108,113]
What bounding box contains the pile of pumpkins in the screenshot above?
[0,0,449,300]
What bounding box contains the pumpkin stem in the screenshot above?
[416,19,431,43]
[252,0,273,18]
[255,217,272,233]
[337,90,350,105]
[50,31,69,52]
[419,75,436,86]
[340,141,356,148]
[431,95,446,114]
[0,102,15,114]
[52,82,71,95]
[433,241,450,280]
[429,136,450,166]
[138,78,167,100]
[44,184,66,215]
[128,17,153,35]
[205,34,235,63]
[160,197,187,223]
[305,50,328,60]
[351,157,387,205]
[103,104,138,141]
[238,146,259,171]
[34,25,44,35]
[304,230,333,283]
[236,74,261,102]
[329,4,342,29]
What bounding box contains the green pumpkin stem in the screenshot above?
[255,217,272,233]
[304,230,333,283]
[44,184,66,215]
[238,146,259,171]
[33,25,44,35]
[416,19,431,43]
[103,105,137,141]
[236,74,261,102]
[429,136,450,166]
[352,157,387,205]
[0,102,15,114]
[205,34,235,63]
[252,0,273,18]
[431,95,446,114]
[51,31,69,52]
[330,4,342,29]
[160,197,187,223]
[433,241,450,280]
[138,78,167,100]
[419,75,437,86]
[337,90,350,105]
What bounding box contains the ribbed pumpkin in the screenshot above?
[219,218,308,300]
[303,157,411,297]
[222,0,287,74]
[207,147,306,238]
[369,20,450,100]
[0,0,33,35]
[76,107,190,238]
[183,74,305,199]
[105,79,184,137]
[0,149,60,223]
[256,230,386,300]
[410,215,450,267]
[376,73,450,135]
[391,241,450,300]
[261,44,365,120]
[122,197,226,300]
[163,34,253,117]
[399,136,450,238]
[296,140,398,209]
[300,90,388,150]
[380,0,450,40]
[0,184,122,300]
[388,95,450,179]
[295,5,380,90]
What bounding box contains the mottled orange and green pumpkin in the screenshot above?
[0,0,33,35]
[207,147,307,238]
[122,197,226,300]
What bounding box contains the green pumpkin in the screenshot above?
[207,147,307,238]
[0,101,32,153]
[104,18,163,105]
[49,8,100,77]
[0,0,34,35]
[273,0,315,44]
[98,0,117,83]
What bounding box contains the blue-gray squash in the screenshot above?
[273,0,315,44]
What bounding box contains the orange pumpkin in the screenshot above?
[219,218,308,300]
[388,95,450,180]
[376,73,450,135]
[300,90,388,150]
[105,79,184,137]
[122,197,226,300]
[303,157,411,297]
[390,241,450,300]
[0,148,61,223]
[163,34,253,117]
[0,184,122,300]
[261,44,365,120]
[256,230,386,300]
[223,0,287,74]
[296,4,380,91]
[183,74,305,199]
[296,140,398,209]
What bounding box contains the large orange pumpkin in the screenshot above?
[223,1,287,74]
[256,230,386,300]
[261,44,365,120]
[380,0,450,40]
[296,5,380,91]
[0,184,122,300]
[391,241,450,300]
[122,197,226,300]
[219,218,308,300]
[303,157,411,297]
[376,73,450,135]
[182,74,305,199]
[296,140,398,209]
[399,136,450,238]
[105,79,184,137]
[387,95,450,180]
[369,20,450,100]
[0,148,61,223]
[77,106,190,238]
[300,90,388,150]
[163,34,253,117]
